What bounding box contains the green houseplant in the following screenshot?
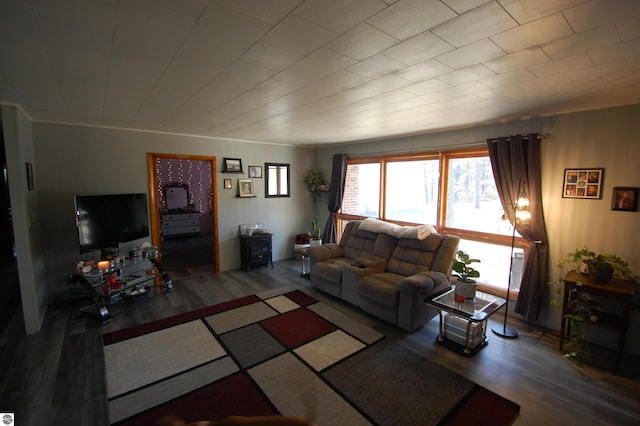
[302,169,328,192]
[307,217,322,246]
[452,250,481,300]
[550,246,633,360]
[452,250,481,283]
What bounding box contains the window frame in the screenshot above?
[337,147,528,299]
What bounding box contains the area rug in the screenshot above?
[103,288,519,425]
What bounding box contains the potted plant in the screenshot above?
[452,250,481,299]
[561,246,631,284]
[303,169,328,192]
[307,217,322,246]
[549,246,633,360]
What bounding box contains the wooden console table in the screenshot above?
[560,270,635,368]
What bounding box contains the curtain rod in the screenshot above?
[488,133,550,143]
[335,133,550,158]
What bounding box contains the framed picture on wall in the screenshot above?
[237,179,254,197]
[562,168,604,199]
[223,157,243,173]
[611,187,638,212]
[224,179,232,189]
[248,166,262,178]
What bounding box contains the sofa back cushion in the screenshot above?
[386,234,460,276]
[341,220,397,260]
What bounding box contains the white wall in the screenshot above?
[2,105,48,334]
[316,104,640,354]
[32,123,317,298]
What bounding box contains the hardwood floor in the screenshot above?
[1,258,639,426]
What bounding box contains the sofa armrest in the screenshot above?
[308,243,344,264]
[397,271,450,296]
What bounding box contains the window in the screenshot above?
[385,157,439,224]
[265,163,290,197]
[342,161,380,217]
[338,148,527,298]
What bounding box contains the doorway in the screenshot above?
[146,153,219,272]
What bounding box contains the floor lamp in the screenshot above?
[492,179,530,339]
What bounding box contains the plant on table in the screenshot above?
[307,217,321,241]
[452,250,481,283]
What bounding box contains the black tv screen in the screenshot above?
[74,193,149,253]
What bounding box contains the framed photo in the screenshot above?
[248,165,262,178]
[26,162,34,190]
[238,179,254,197]
[223,157,243,173]
[224,179,232,189]
[611,187,638,212]
[562,168,604,199]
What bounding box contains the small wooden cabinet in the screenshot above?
[162,212,200,238]
[240,234,273,271]
[560,270,635,368]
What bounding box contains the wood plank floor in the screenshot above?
[1,258,639,426]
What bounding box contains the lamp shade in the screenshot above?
[515,193,531,224]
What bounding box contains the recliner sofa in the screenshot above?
[308,219,460,331]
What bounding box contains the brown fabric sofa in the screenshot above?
[308,219,460,331]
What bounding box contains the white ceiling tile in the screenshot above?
[563,0,640,33]
[442,0,492,14]
[498,0,585,24]
[617,15,640,42]
[347,53,405,78]
[480,68,536,88]
[295,0,387,33]
[483,47,549,73]
[438,64,495,85]
[327,23,399,60]
[296,48,358,75]
[383,31,454,65]
[371,88,415,103]
[490,13,573,53]
[516,74,571,92]
[541,25,620,60]
[214,0,300,26]
[566,60,630,84]
[403,79,452,95]
[436,38,505,69]
[440,81,490,97]
[360,74,412,93]
[366,0,457,40]
[395,59,453,82]
[242,40,303,71]
[432,2,518,48]
[527,53,592,77]
[263,14,338,55]
[588,38,640,65]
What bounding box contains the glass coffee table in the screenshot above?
[426,289,506,355]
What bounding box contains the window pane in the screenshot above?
[343,163,380,217]
[446,157,509,235]
[457,240,523,290]
[385,160,438,224]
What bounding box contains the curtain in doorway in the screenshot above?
[487,134,549,321]
[322,154,349,244]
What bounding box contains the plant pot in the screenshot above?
[587,264,613,284]
[309,239,322,247]
[455,281,477,299]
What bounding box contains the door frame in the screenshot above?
[147,153,220,272]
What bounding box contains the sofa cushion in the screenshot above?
[359,272,406,308]
[312,257,352,284]
[386,236,445,276]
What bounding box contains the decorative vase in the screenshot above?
[310,239,322,247]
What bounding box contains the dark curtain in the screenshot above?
[322,154,349,244]
[487,134,548,321]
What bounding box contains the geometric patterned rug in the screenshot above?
[103,288,519,425]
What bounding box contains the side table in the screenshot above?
[426,289,506,355]
[293,246,310,278]
[560,270,635,368]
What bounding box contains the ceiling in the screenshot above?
[2,0,640,146]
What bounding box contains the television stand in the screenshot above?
[72,256,173,324]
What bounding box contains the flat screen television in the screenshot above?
[74,193,150,254]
